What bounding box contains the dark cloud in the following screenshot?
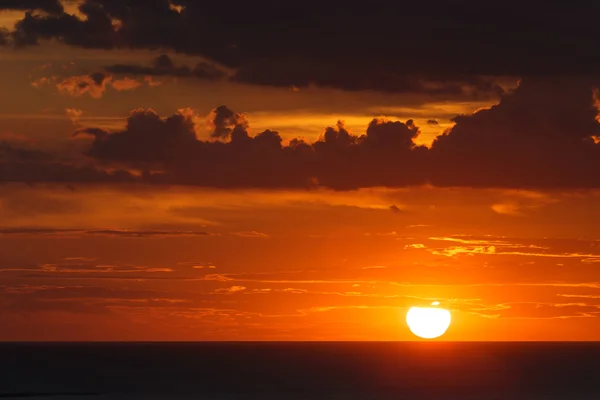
[429,77,600,188]
[389,205,402,213]
[105,54,227,80]
[6,1,600,94]
[210,105,247,139]
[1,141,48,162]
[86,229,211,238]
[0,141,136,184]
[10,2,116,48]
[106,54,505,97]
[49,78,600,189]
[0,28,9,46]
[75,106,426,189]
[4,78,600,189]
[427,120,439,126]
[77,108,198,163]
[232,57,505,97]
[0,0,63,13]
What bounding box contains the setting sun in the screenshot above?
[406,302,452,339]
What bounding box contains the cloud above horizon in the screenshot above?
[4,1,600,96]
[2,77,600,190]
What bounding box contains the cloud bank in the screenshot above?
[2,77,600,189]
[3,1,599,94]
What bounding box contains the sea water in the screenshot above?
[1,342,598,400]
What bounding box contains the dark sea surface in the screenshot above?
[1,342,599,400]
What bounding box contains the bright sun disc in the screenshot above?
[406,303,451,339]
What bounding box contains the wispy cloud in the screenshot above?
[229,231,269,238]
[0,263,173,274]
[490,190,558,216]
[213,286,247,294]
[0,228,212,238]
[426,236,600,261]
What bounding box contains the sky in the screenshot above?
[1,1,600,341]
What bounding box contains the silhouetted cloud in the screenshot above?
[429,77,600,188]
[209,105,247,139]
[6,2,600,94]
[105,54,226,80]
[231,58,505,96]
[0,29,9,46]
[4,78,600,189]
[0,141,135,184]
[77,108,199,163]
[389,205,402,213]
[75,106,427,189]
[0,0,63,13]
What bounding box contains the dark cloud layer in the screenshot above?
[1,141,135,184]
[4,1,600,93]
[430,78,600,188]
[104,55,503,97]
[3,78,600,189]
[0,0,63,13]
[105,54,226,80]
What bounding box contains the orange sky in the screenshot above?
[1,185,600,341]
[2,3,600,341]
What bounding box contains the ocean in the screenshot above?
[1,342,598,400]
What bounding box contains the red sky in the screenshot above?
[1,1,600,341]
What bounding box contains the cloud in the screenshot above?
[39,73,150,98]
[56,72,112,98]
[105,54,226,80]
[6,2,600,95]
[0,0,63,13]
[468,302,600,319]
[209,105,248,139]
[230,231,269,238]
[0,28,9,45]
[76,108,427,189]
[5,77,600,190]
[0,141,136,184]
[77,108,199,163]
[429,78,600,188]
[491,203,525,216]
[0,284,188,316]
[231,57,505,97]
[65,108,83,125]
[111,77,142,91]
[491,190,558,216]
[9,1,116,47]
[0,228,211,238]
[214,286,246,294]
[389,205,402,213]
[405,244,426,249]
[425,236,600,261]
[0,262,174,278]
[84,229,211,238]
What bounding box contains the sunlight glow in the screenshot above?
[406,304,452,339]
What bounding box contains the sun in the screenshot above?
[406,301,452,339]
